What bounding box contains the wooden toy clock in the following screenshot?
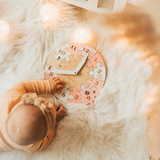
[45,43,106,107]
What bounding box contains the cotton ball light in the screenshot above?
[0,21,10,38]
[74,27,91,43]
[40,4,58,22]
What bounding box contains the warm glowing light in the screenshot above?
[40,4,58,22]
[0,21,10,38]
[74,27,91,43]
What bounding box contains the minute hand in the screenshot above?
[50,69,76,75]
[74,56,88,74]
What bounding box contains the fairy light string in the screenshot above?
[0,3,107,43]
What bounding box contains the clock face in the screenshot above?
[45,43,106,107]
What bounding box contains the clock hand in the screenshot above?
[49,56,88,75]
[74,56,88,74]
[49,69,77,75]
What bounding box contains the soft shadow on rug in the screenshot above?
[0,0,155,160]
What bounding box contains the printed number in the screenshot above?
[49,72,53,77]
[95,81,99,85]
[59,50,65,55]
[62,93,66,97]
[83,48,89,53]
[94,58,97,61]
[71,45,76,50]
[97,69,102,74]
[87,96,90,100]
[74,95,79,100]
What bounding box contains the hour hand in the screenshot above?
[74,56,88,74]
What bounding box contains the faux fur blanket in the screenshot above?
[0,0,157,160]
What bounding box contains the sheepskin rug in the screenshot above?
[0,0,153,160]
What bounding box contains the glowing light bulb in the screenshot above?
[40,4,58,22]
[74,27,91,43]
[0,21,10,38]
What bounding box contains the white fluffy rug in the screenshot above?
[0,0,154,160]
